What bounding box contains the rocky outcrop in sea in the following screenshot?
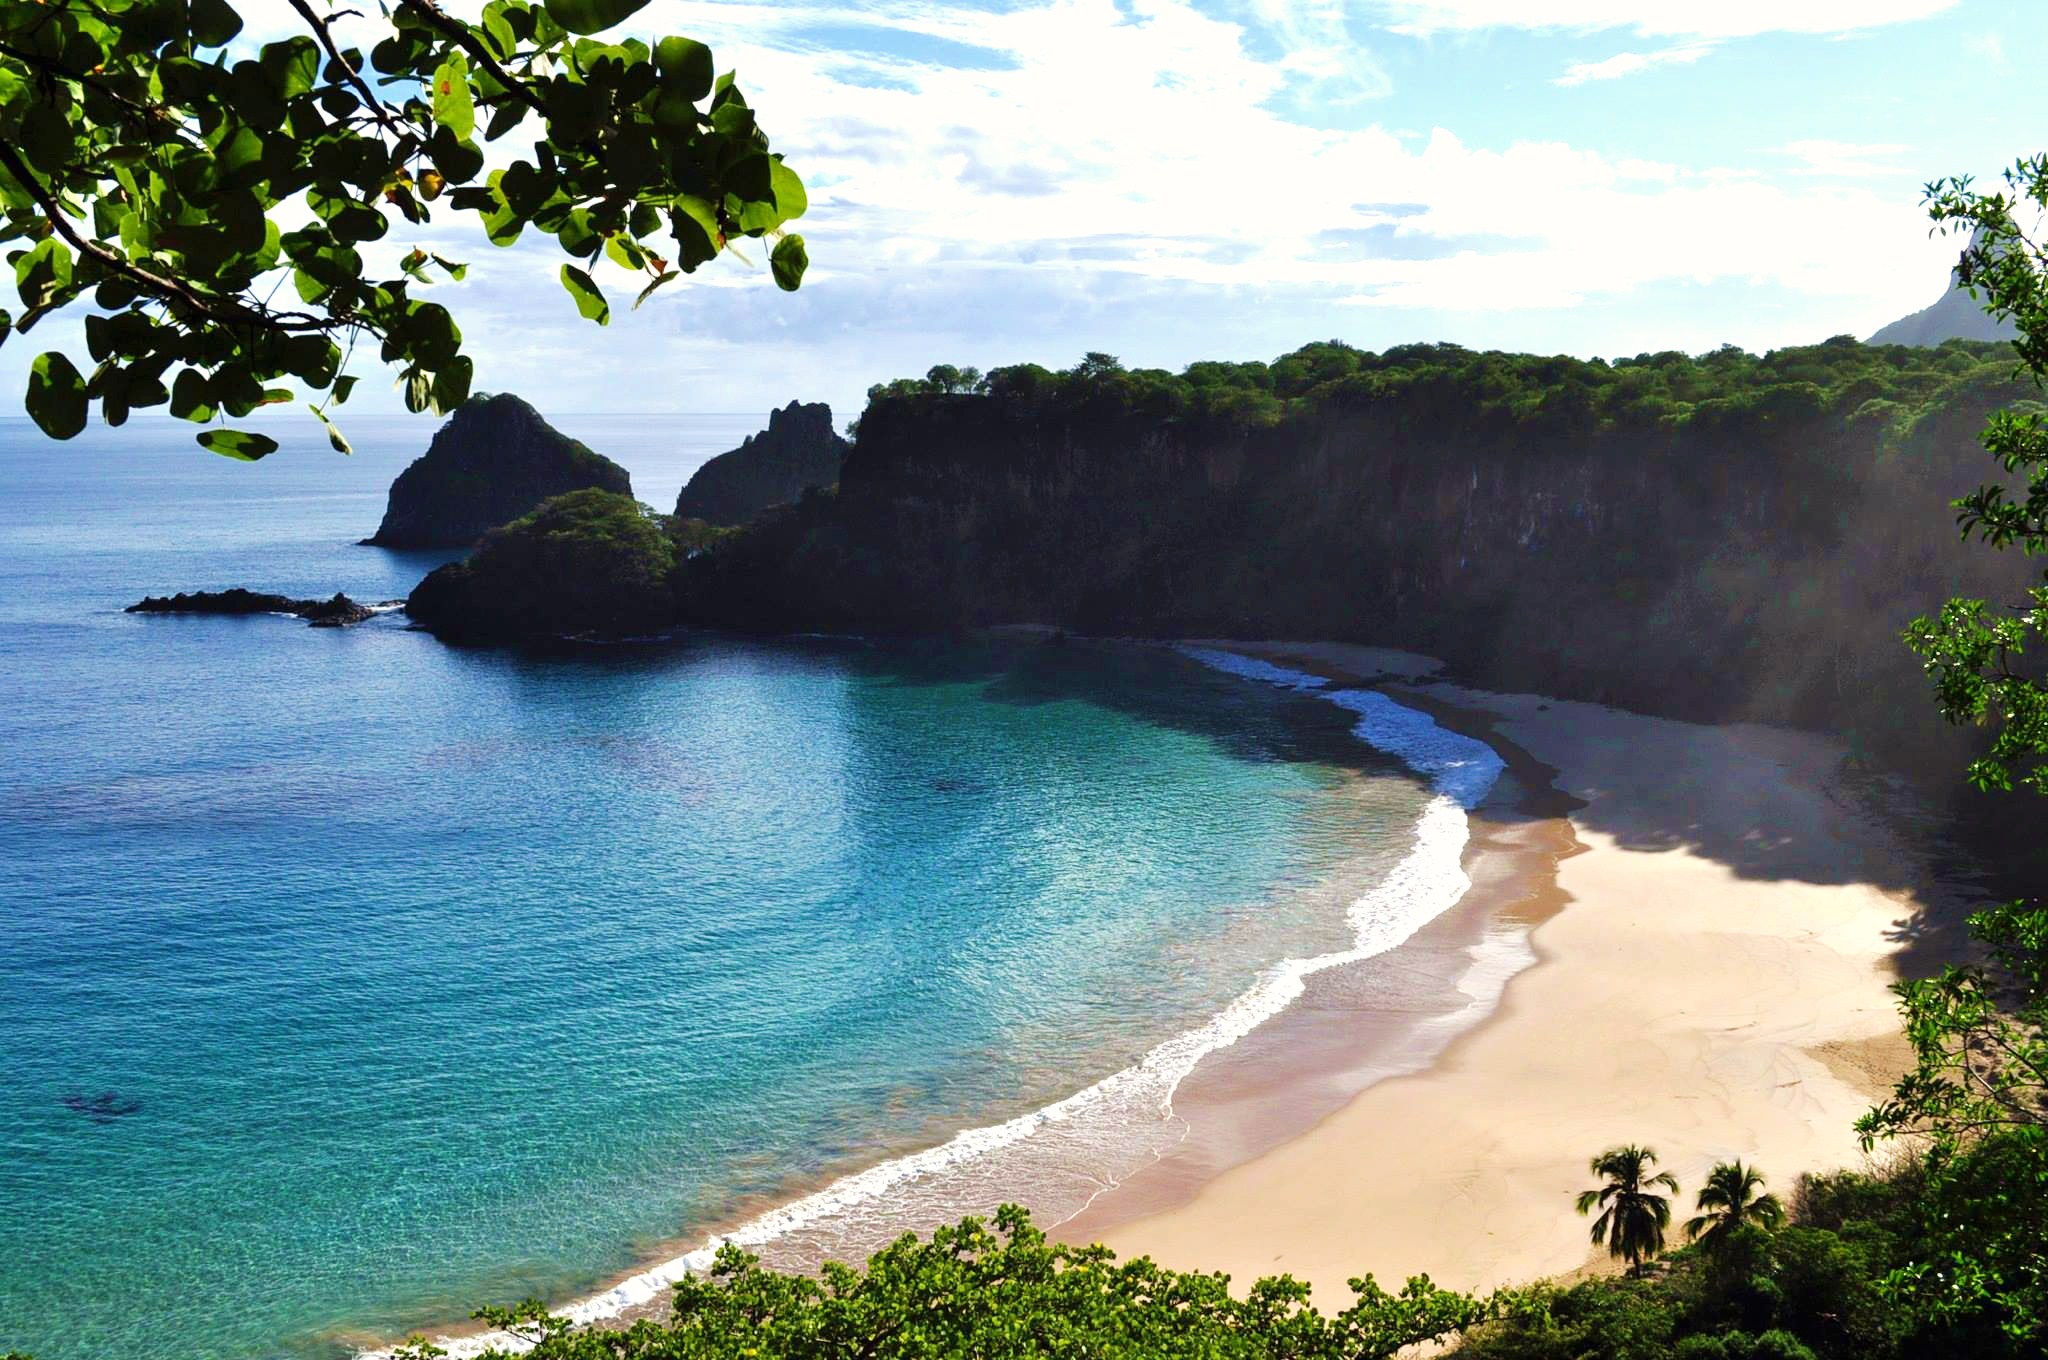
[674,401,846,526]
[362,393,632,548]
[127,589,391,627]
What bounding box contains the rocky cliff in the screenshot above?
[677,340,2043,862]
[674,401,846,526]
[363,393,632,548]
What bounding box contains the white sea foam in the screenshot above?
[363,646,1503,1359]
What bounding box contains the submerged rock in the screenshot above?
[363,393,632,548]
[61,1091,143,1124]
[673,401,846,527]
[127,589,388,627]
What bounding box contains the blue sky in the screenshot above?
[13,0,2048,429]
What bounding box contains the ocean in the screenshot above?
[0,412,1493,1360]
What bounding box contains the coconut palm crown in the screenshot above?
[1684,1159,1785,1247]
[1577,1144,1680,1274]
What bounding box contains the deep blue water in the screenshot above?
[0,414,1429,1360]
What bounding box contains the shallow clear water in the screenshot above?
[0,414,1433,1360]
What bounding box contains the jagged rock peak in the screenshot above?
[1869,227,2019,347]
[673,401,847,527]
[362,393,632,548]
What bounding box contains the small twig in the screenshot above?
[287,0,408,138]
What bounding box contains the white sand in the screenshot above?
[1091,671,1930,1301]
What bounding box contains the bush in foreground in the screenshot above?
[394,1205,1487,1359]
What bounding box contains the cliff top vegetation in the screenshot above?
[858,337,2024,447]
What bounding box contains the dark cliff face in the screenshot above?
[673,401,846,526]
[363,393,632,548]
[678,359,2040,836]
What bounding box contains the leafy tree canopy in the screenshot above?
[858,335,2019,448]
[393,1205,1492,1360]
[1,0,808,458]
[1858,155,2048,1351]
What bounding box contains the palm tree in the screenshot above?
[1684,1159,1784,1249]
[1576,1144,1679,1275]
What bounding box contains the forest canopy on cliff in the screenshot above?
[861,337,2023,447]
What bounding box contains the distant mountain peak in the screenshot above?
[1869,228,2018,347]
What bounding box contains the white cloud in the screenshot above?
[1553,42,1713,85]
[1776,139,1911,178]
[21,0,1950,419]
[605,1,1949,317]
[1370,0,1957,39]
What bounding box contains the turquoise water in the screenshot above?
[0,415,1433,1360]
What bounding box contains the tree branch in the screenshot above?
[287,0,408,138]
[0,140,338,334]
[393,0,549,118]
[0,39,175,134]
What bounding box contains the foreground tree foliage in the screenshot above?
[1838,154,2048,1354]
[392,1206,1491,1359]
[0,0,807,457]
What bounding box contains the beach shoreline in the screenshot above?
[1068,640,1948,1302]
[356,637,1957,1355]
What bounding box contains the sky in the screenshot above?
[11,0,2048,427]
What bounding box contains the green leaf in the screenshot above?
[771,233,807,292]
[655,35,713,101]
[331,374,360,406]
[260,37,321,100]
[559,264,610,325]
[27,351,87,439]
[170,369,217,423]
[308,404,352,454]
[481,7,518,60]
[428,126,485,185]
[430,356,474,414]
[604,234,647,271]
[769,160,808,222]
[15,239,73,310]
[482,170,525,246]
[431,253,469,281]
[190,0,245,46]
[542,0,651,36]
[671,195,720,268]
[432,52,476,142]
[197,428,280,461]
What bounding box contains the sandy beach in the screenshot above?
[1063,641,1944,1303]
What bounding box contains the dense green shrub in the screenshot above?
[406,488,677,643]
[396,1205,1488,1359]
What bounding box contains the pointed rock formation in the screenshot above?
[673,401,847,527]
[363,393,632,548]
[1870,229,2019,347]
